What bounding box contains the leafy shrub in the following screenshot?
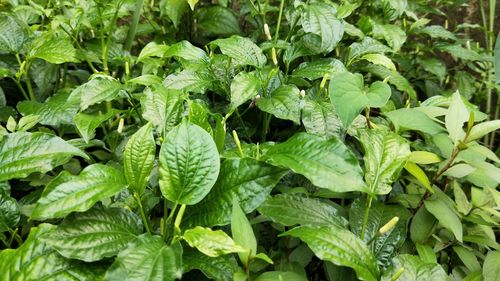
[0,0,499,280]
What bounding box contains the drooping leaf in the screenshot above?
[183,226,246,257]
[385,108,444,135]
[0,224,103,280]
[140,85,185,133]
[360,53,396,71]
[0,13,30,53]
[424,192,463,242]
[257,85,302,124]
[262,133,366,193]
[41,206,143,262]
[291,58,346,80]
[124,123,156,195]
[301,99,343,138]
[211,36,266,68]
[68,75,125,111]
[105,235,183,281]
[410,206,437,243]
[381,254,449,281]
[0,132,86,181]
[17,91,79,127]
[31,164,127,220]
[27,31,79,64]
[230,71,261,111]
[258,194,348,227]
[184,158,287,227]
[349,199,410,268]
[329,72,391,128]
[445,91,469,144]
[282,225,379,281]
[0,190,19,232]
[301,2,344,53]
[159,121,220,205]
[161,0,188,28]
[183,247,238,281]
[355,128,410,195]
[231,199,257,265]
[439,44,483,61]
[453,246,481,272]
[74,110,118,143]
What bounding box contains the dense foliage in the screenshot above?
[0,0,499,280]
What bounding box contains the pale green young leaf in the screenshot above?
[255,271,308,281]
[291,58,346,80]
[183,226,246,257]
[231,199,257,265]
[467,120,500,142]
[445,91,469,144]
[230,71,260,111]
[404,162,433,193]
[159,121,220,205]
[140,85,185,133]
[164,40,209,63]
[483,251,500,281]
[409,151,441,164]
[416,243,437,264]
[360,54,396,71]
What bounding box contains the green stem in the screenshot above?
[134,192,151,234]
[173,204,186,238]
[124,0,144,52]
[274,0,285,43]
[11,78,29,100]
[360,196,373,241]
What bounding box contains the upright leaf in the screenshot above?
[41,207,143,262]
[355,128,410,195]
[31,164,127,220]
[105,235,183,281]
[124,123,156,195]
[424,192,463,242]
[161,0,188,28]
[183,226,246,257]
[159,121,220,205]
[0,132,86,181]
[230,71,261,111]
[445,91,469,144]
[282,225,380,281]
[301,3,344,53]
[231,200,257,265]
[140,86,185,133]
[211,36,266,68]
[381,255,449,281]
[184,158,287,227]
[255,271,308,281]
[262,133,366,193]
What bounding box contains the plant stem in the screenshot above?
[360,195,373,241]
[124,0,144,52]
[134,192,151,234]
[274,0,285,43]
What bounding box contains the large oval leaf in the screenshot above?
[211,36,266,68]
[0,190,19,232]
[258,194,348,227]
[0,224,104,281]
[140,85,185,133]
[31,164,127,220]
[183,247,238,281]
[68,75,125,111]
[381,254,449,281]
[0,132,86,181]
[184,158,287,227]
[159,121,220,205]
[262,133,366,193]
[17,91,79,127]
[257,85,302,124]
[230,71,260,111]
[301,2,344,53]
[105,235,183,281]
[281,225,380,281]
[124,123,156,195]
[301,100,343,138]
[41,207,143,262]
[0,13,30,53]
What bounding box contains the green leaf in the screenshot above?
[255,271,308,281]
[124,123,156,195]
[159,121,220,205]
[211,36,266,68]
[385,108,444,135]
[0,224,103,280]
[419,58,447,83]
[164,40,209,63]
[231,199,257,265]
[137,42,169,62]
[258,194,348,227]
[416,243,437,264]
[257,85,302,124]
[41,206,143,262]
[356,128,410,195]
[409,151,441,164]
[329,72,391,128]
[416,25,456,40]
[291,58,346,80]
[17,91,79,127]
[301,100,343,138]
[282,225,379,281]
[362,64,417,101]
[68,75,125,111]
[74,110,117,143]
[381,254,449,281]
[0,13,30,53]
[0,190,19,232]
[27,31,78,64]
[410,206,437,243]
[404,162,433,193]
[453,246,481,272]
[262,133,366,193]
[372,23,406,51]
[161,0,188,28]
[442,163,475,178]
[445,91,469,144]
[349,199,410,268]
[439,44,483,61]
[31,164,127,220]
[301,2,344,53]
[230,71,261,111]
[183,247,238,281]
[183,226,246,257]
[140,85,185,133]
[360,53,396,71]
[495,33,500,84]
[184,158,286,227]
[467,120,500,142]
[424,193,463,242]
[196,6,241,36]
[105,235,183,281]
[163,69,214,94]
[348,37,392,62]
[483,251,500,281]
[0,132,86,181]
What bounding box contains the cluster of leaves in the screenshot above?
[0,0,499,280]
